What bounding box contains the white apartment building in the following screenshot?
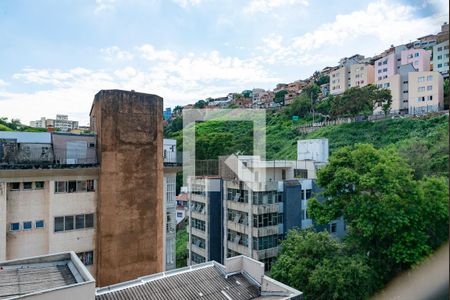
[30,114,79,132]
[350,64,375,88]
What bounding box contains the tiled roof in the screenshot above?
[96,264,261,300]
[0,263,76,299]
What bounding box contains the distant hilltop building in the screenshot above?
[30,114,79,132]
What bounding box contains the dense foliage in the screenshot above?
[176,226,188,268]
[0,117,48,132]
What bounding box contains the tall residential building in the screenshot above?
[374,45,407,81]
[349,63,375,88]
[408,71,444,114]
[400,48,431,72]
[188,177,223,265]
[374,64,416,115]
[433,40,449,78]
[187,139,344,271]
[1,90,176,288]
[330,54,366,95]
[30,114,79,132]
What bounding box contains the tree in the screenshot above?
[309,144,448,282]
[270,230,377,300]
[274,90,288,104]
[302,84,321,101]
[314,75,330,86]
[193,100,207,108]
[287,93,312,118]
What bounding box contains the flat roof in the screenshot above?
[0,132,51,144]
[0,252,94,299]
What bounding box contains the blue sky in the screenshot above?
[0,0,448,125]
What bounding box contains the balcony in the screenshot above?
[253,246,279,260]
[190,193,207,203]
[191,211,206,221]
[191,244,206,257]
[226,201,249,212]
[163,151,182,167]
[227,241,250,256]
[227,221,250,235]
[252,225,280,237]
[252,203,282,215]
[191,228,206,239]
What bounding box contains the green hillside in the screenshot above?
[166,112,449,178]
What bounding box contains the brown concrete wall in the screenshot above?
[91,90,164,287]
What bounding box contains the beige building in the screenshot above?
[375,74,402,114]
[330,66,348,95]
[350,64,375,88]
[408,71,444,114]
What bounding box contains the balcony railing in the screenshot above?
[253,246,279,260]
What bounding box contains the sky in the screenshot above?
[0,0,448,125]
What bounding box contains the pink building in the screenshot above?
[401,49,431,72]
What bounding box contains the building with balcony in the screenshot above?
[30,114,79,132]
[408,71,444,114]
[188,177,223,265]
[433,40,449,78]
[330,54,366,95]
[374,45,407,81]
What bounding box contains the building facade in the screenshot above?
[349,63,375,88]
[30,114,79,132]
[408,71,444,114]
[400,48,431,72]
[433,40,449,78]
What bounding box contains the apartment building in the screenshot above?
[30,114,79,132]
[375,45,407,81]
[433,40,449,78]
[408,71,444,114]
[374,64,416,115]
[330,54,365,95]
[350,63,375,88]
[401,48,431,72]
[187,139,344,271]
[1,90,176,288]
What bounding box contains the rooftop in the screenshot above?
[0,252,95,299]
[96,256,302,300]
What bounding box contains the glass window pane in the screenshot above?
[35,181,44,189]
[64,216,74,230]
[35,220,45,228]
[23,182,32,190]
[23,221,32,230]
[85,214,94,228]
[75,215,85,229]
[55,217,64,232]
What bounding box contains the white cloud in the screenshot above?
[137,44,177,62]
[100,46,134,61]
[2,45,279,124]
[0,79,8,87]
[172,0,202,8]
[258,0,448,66]
[245,0,309,14]
[94,0,116,14]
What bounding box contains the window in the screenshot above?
[427,75,433,81]
[76,214,85,229]
[192,218,206,231]
[414,52,420,57]
[427,95,433,101]
[177,212,183,218]
[427,85,432,91]
[35,181,44,189]
[294,169,308,179]
[382,68,388,72]
[23,182,32,190]
[383,60,387,65]
[192,235,206,248]
[418,76,425,82]
[330,223,337,233]
[281,169,286,180]
[10,223,20,231]
[88,143,95,148]
[85,214,94,228]
[378,76,382,81]
[438,63,443,68]
[35,220,45,229]
[23,221,32,230]
[418,87,426,92]
[10,182,20,191]
[383,83,390,88]
[407,54,413,59]
[55,181,67,193]
[305,189,312,199]
[77,181,87,192]
[437,55,442,60]
[437,47,442,51]
[77,251,94,266]
[68,181,77,193]
[378,62,382,66]
[54,217,64,232]
[65,215,74,230]
[87,180,95,192]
